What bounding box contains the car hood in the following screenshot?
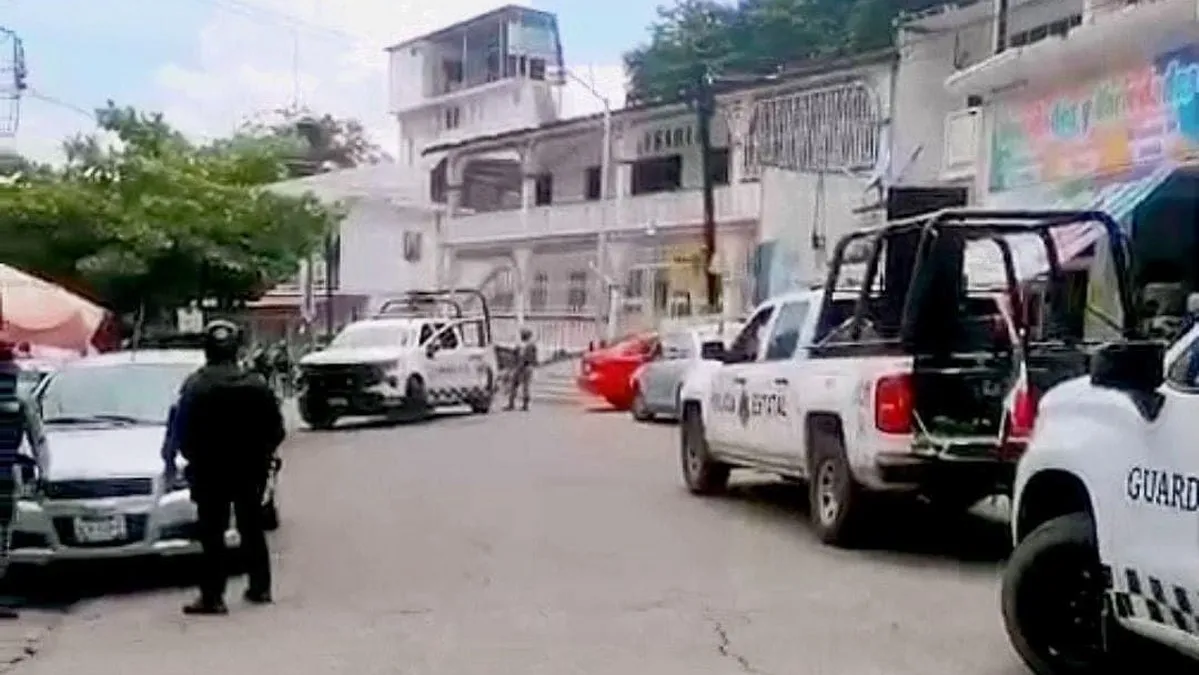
[44,425,168,481]
[300,347,404,366]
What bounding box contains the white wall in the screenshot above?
[338,201,440,312]
[389,44,428,113]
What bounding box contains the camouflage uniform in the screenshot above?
[505,331,537,411]
[0,357,46,617]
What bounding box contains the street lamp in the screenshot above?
[552,66,615,339]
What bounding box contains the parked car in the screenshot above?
[630,321,743,422]
[577,332,659,410]
[8,349,277,565]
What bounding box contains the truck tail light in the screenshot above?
[874,373,913,435]
[1007,387,1038,439]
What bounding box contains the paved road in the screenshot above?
[11,408,1027,675]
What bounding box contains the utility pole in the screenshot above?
[323,233,335,339]
[695,67,719,314]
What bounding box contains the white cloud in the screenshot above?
[151,0,629,157]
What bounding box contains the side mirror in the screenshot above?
[1090,341,1164,392]
[700,341,726,361]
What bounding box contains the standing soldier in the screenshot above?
[168,320,285,615]
[0,342,45,619]
[505,328,537,412]
[271,341,292,398]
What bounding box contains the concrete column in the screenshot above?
[512,246,533,325]
[718,232,751,319]
[726,98,753,184]
[437,245,460,289]
[445,184,463,218]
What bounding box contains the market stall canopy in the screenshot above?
[0,264,108,352]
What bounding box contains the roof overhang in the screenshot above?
[266,164,442,212]
[947,0,1199,98]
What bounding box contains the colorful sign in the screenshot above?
[991,47,1199,192]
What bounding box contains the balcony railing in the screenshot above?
[443,183,761,246]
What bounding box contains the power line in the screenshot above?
[183,0,369,44]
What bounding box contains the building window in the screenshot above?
[492,269,515,312]
[585,166,602,200]
[1009,14,1082,48]
[442,60,464,92]
[530,272,549,311]
[429,159,447,203]
[402,231,422,263]
[444,106,461,130]
[567,271,588,312]
[631,155,682,195]
[625,268,645,299]
[534,173,553,206]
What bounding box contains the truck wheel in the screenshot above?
[680,406,729,495]
[404,376,430,420]
[1002,513,1110,675]
[631,388,653,422]
[470,370,494,414]
[300,398,338,431]
[807,420,870,546]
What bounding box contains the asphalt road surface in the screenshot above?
[12,408,1028,675]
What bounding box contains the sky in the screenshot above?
[0,0,664,163]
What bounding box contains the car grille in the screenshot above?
[52,514,148,548]
[44,478,154,500]
[302,363,385,393]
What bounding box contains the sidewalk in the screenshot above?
[0,610,61,673]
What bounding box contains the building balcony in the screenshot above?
[946,0,1199,98]
[442,182,761,246]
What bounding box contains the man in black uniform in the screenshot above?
[171,320,285,615]
[0,342,45,619]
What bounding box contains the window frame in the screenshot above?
[764,300,811,361]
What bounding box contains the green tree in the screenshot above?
[240,105,391,178]
[625,0,947,105]
[0,101,341,318]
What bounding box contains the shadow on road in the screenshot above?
[297,410,474,433]
[718,479,1012,566]
[2,557,204,610]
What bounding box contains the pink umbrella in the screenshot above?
[0,264,108,352]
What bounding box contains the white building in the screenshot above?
[426,50,898,350]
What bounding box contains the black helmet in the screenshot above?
[203,319,242,363]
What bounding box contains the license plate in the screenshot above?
[327,397,348,406]
[73,515,127,543]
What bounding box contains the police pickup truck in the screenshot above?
[678,210,1135,547]
[297,290,498,429]
[1000,317,1199,673]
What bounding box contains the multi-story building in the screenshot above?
[907,0,1199,337]
[425,50,897,349]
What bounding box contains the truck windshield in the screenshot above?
[330,325,411,349]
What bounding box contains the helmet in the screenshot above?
[202,319,243,362]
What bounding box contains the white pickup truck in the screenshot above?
[1000,325,1199,673]
[678,286,1024,546]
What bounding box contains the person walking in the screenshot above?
[167,320,286,616]
[505,328,537,412]
[0,342,45,619]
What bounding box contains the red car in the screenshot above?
[577,332,659,410]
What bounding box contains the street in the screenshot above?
[10,408,1025,675]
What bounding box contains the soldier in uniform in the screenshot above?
[505,328,537,412]
[168,320,285,615]
[0,342,45,619]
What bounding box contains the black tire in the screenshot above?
[299,398,338,430]
[1002,513,1112,675]
[631,388,653,422]
[807,419,870,547]
[404,375,430,420]
[261,499,280,532]
[470,370,494,414]
[680,406,729,495]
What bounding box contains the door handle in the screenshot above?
[773,377,789,386]
[732,377,747,385]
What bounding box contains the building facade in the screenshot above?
[427,51,897,350]
[909,0,1199,336]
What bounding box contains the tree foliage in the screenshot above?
[624,0,946,105]
[240,105,391,178]
[0,102,343,317]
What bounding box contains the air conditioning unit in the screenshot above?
[941,107,981,182]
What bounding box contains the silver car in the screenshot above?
[10,350,241,564]
[630,321,742,423]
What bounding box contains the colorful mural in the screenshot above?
[990,47,1199,192]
